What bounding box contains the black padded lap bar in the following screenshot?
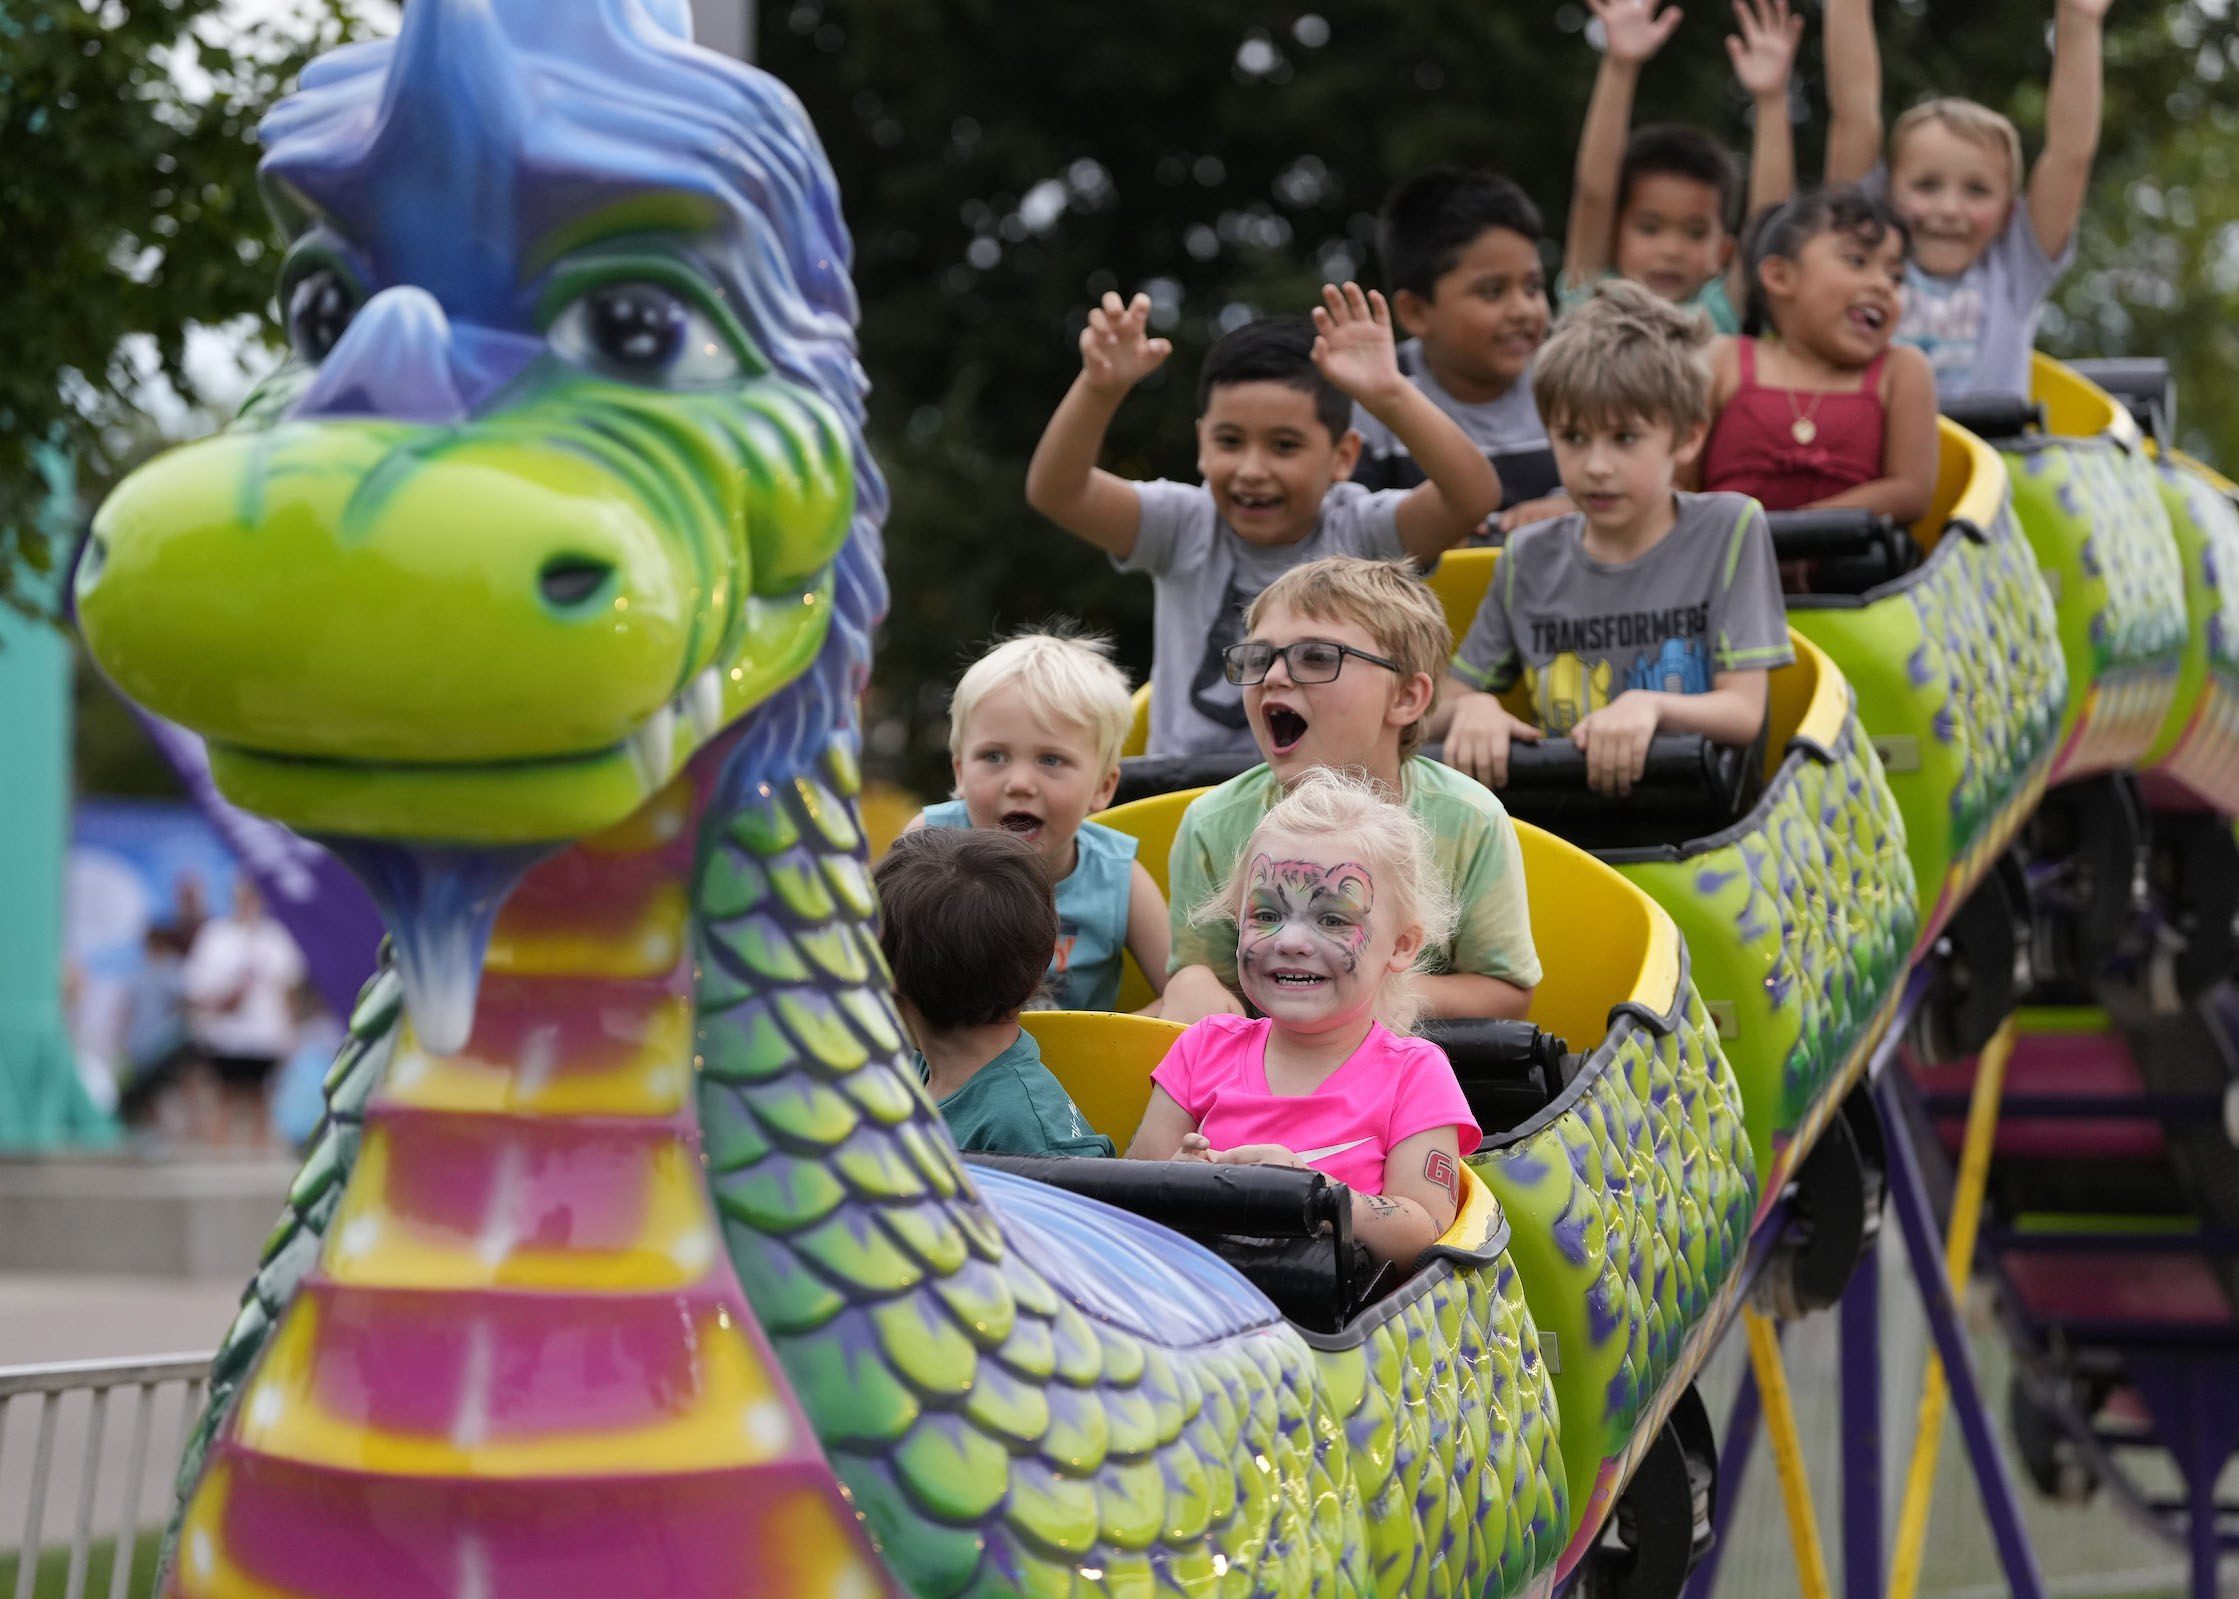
[1766,509,1919,596]
[1351,445,1562,510]
[1766,509,1898,561]
[964,1153,1338,1238]
[1941,394,2046,445]
[2068,357,2174,442]
[1422,1018,1571,1133]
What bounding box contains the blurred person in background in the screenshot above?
[182,874,305,1150]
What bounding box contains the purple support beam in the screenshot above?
[1874,1069,2049,1599]
[2124,1356,2239,1597]
[1680,1366,1763,1599]
[1840,1262,1884,1599]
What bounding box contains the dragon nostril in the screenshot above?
[538,556,616,611]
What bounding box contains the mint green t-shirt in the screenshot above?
[1167,759,1543,993]
[919,1029,1115,1158]
[1558,269,1740,335]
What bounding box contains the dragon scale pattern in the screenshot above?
[695,743,1569,1596]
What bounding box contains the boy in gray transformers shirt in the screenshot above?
[1025,283,1500,759]
[1437,281,1790,797]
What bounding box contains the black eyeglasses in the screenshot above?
[1222,639,1403,686]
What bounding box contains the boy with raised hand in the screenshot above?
[1025,285,1499,759]
[1441,281,1790,797]
[1558,0,1804,335]
[1161,557,1541,1027]
[1349,169,1553,511]
[1822,0,2112,400]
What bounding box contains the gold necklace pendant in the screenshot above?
[1791,417,1818,445]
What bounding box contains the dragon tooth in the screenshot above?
[683,666,725,741]
[629,705,677,790]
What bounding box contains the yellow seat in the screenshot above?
[1120,683,1152,758]
[1020,1010,1185,1145]
[1424,546,1501,652]
[1089,785,1210,1009]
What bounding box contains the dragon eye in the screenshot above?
[287,269,359,361]
[549,281,742,386]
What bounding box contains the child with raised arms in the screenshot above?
[1025,285,1499,759]
[1441,280,1791,796]
[912,630,1168,1013]
[1822,0,2113,400]
[1162,556,1539,1027]
[1558,0,1805,337]
[1700,185,1938,524]
[1128,769,1479,1267]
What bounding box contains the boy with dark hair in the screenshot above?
[875,828,1115,1158]
[1558,0,1804,336]
[1026,284,1499,759]
[1353,168,1554,505]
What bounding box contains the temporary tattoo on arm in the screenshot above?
[1423,1150,1459,1206]
[1357,1192,1407,1217]
[1237,853,1377,977]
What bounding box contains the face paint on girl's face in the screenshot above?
[1234,836,1391,1030]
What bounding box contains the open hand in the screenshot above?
[1444,691,1541,789]
[1079,291,1172,395]
[1589,0,1683,65]
[1572,690,1661,795]
[1726,0,1802,101]
[1309,282,1403,408]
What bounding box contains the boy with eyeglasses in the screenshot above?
[1026,282,1499,757]
[1160,557,1541,1026]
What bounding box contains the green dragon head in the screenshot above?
[78,0,885,852]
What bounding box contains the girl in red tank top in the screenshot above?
[1700,185,1939,523]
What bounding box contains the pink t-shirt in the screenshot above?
[1150,1014,1482,1194]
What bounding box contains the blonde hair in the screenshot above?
[1194,768,1459,1035]
[1533,278,1714,436]
[1891,98,2025,198]
[947,628,1134,775]
[1246,558,1453,760]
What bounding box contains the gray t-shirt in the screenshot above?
[1116,478,1410,758]
[1865,165,2074,401]
[1453,491,1792,734]
[1352,338,1549,495]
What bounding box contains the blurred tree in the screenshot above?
[0,0,360,623]
[760,0,2231,795]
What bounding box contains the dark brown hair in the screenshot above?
[874,827,1057,1031]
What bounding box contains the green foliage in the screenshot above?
[760,0,2232,792]
[0,0,357,621]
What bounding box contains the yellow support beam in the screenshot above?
[1887,1015,2019,1599]
[1743,1305,1834,1599]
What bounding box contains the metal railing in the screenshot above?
[1,1355,211,1599]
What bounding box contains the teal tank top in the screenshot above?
[919,802,1138,1012]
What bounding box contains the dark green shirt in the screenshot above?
[919,1030,1115,1158]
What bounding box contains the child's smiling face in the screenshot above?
[1613,172,1734,305]
[1888,121,2013,278]
[952,682,1119,876]
[1233,830,1420,1032]
[1399,226,1550,398]
[1196,381,1359,549]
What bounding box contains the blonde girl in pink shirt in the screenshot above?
[1126,769,1481,1266]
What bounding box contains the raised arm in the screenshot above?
[1023,291,1170,558]
[1822,0,1883,184]
[1309,283,1500,560]
[2028,0,2112,260]
[1563,0,1684,288]
[1731,0,1802,218]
